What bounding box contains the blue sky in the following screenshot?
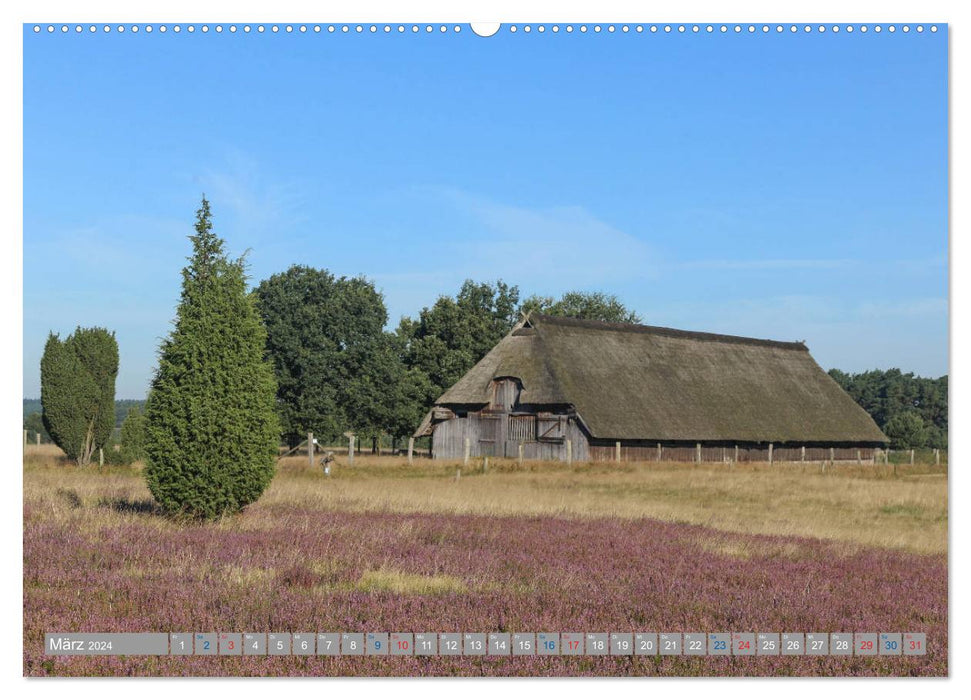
[23,25,948,398]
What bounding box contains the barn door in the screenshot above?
[476,415,499,457]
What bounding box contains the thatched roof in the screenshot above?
[427,314,887,444]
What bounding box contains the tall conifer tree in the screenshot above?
[144,197,279,518]
[40,327,118,465]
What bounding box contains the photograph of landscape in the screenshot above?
[22,20,947,677]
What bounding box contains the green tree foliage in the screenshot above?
[120,407,148,463]
[255,265,426,445]
[520,290,642,324]
[40,327,118,465]
[114,399,146,428]
[144,198,280,519]
[828,368,947,448]
[883,411,928,449]
[23,412,49,444]
[399,279,520,401]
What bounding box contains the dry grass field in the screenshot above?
[23,444,948,676]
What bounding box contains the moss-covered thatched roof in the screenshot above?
[429,314,887,444]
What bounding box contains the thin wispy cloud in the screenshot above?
[436,189,657,286]
[195,150,309,247]
[677,257,946,272]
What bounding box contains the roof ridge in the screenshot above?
[530,314,807,351]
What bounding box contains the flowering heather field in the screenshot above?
[24,458,947,677]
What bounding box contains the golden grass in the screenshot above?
[23,444,948,554]
[354,569,468,595]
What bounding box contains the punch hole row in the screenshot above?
[32,24,940,35]
[32,24,465,34]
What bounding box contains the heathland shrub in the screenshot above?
[144,197,279,519]
[40,327,118,465]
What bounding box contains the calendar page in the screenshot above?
[20,3,948,683]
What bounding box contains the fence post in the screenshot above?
[483,456,488,473]
[566,439,572,465]
[696,442,701,464]
[734,444,739,463]
[615,441,621,463]
[657,442,662,462]
[23,429,27,449]
[768,443,773,464]
[935,448,940,466]
[801,445,805,463]
[407,437,414,465]
[99,448,104,468]
[722,447,726,463]
[856,449,861,465]
[308,432,314,469]
[829,447,835,462]
[348,435,355,465]
[519,442,524,465]
[464,437,470,466]
[910,449,914,465]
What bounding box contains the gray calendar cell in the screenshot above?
[268,633,291,656]
[757,633,780,656]
[684,633,706,656]
[855,633,878,656]
[292,633,315,655]
[170,633,193,655]
[439,633,462,655]
[830,633,853,656]
[463,632,486,655]
[708,633,731,656]
[732,633,755,656]
[879,633,902,656]
[342,633,364,656]
[316,633,340,656]
[513,633,536,655]
[414,633,437,656]
[903,633,926,656]
[805,633,828,656]
[782,633,804,656]
[488,632,511,655]
[585,633,608,656]
[560,633,584,655]
[659,633,681,656]
[390,633,414,656]
[218,632,242,655]
[366,633,389,655]
[537,632,559,655]
[635,633,657,656]
[44,633,169,656]
[194,633,217,656]
[610,633,633,656]
[243,633,267,655]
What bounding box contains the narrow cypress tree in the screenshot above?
[144,197,280,518]
[40,327,118,465]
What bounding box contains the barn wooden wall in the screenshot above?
[431,413,589,461]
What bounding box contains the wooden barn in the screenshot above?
[414,314,888,463]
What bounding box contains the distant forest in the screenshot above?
[827,369,947,449]
[23,398,144,438]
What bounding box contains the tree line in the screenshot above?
[33,197,947,517]
[828,369,948,449]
